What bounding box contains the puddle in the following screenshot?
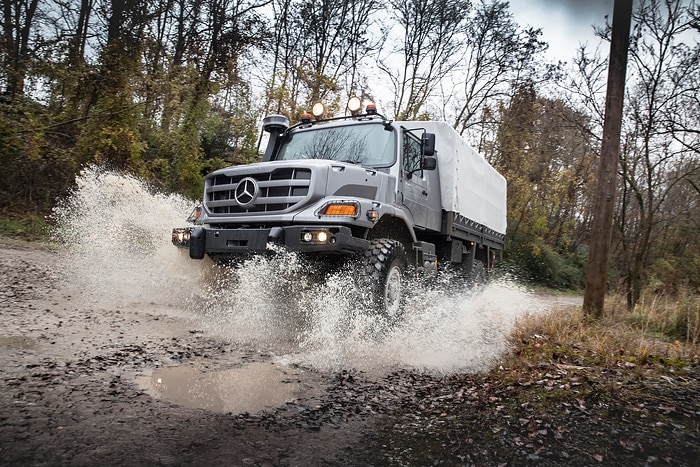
[136,361,307,414]
[0,336,37,350]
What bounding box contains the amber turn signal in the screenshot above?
[322,203,358,216]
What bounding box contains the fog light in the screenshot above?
[302,232,313,242]
[316,231,328,243]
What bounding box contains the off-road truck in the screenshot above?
[172,99,507,314]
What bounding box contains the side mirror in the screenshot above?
[421,156,437,171]
[422,132,436,157]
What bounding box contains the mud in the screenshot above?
[0,238,592,466]
[0,240,358,465]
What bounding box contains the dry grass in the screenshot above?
[510,289,700,368]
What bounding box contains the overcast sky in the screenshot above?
[509,0,614,62]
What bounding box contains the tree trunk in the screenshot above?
[583,0,633,319]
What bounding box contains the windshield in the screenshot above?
[275,123,395,167]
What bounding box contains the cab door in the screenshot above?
[400,129,441,231]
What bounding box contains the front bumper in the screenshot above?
[172,226,369,259]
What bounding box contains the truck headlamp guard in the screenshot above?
[186,206,202,223]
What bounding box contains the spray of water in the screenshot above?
[51,166,205,307]
[52,167,544,374]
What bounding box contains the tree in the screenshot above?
[493,85,597,288]
[73,0,152,171]
[1,0,40,99]
[583,0,632,318]
[381,0,469,120]
[261,0,381,118]
[614,0,699,308]
[452,0,547,136]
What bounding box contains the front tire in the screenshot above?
[362,239,408,318]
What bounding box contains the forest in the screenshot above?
[1,0,698,308]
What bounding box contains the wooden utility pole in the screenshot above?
[583,0,633,318]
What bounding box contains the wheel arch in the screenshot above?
[367,215,415,260]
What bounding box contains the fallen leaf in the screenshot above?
[619,438,637,451]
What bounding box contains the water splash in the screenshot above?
[52,167,544,374]
[51,166,207,307]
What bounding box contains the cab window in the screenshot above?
[275,123,395,167]
[403,131,422,177]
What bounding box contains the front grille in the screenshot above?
[205,167,312,214]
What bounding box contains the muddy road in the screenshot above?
[2,170,575,465]
[0,230,581,466]
[2,171,698,466]
[2,236,698,466]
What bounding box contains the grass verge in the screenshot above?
[0,213,51,242]
[511,291,699,367]
[352,293,699,465]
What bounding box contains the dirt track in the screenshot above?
[0,240,374,465]
[1,239,697,466]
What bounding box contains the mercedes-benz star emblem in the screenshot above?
[234,177,259,207]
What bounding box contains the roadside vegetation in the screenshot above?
[514,291,699,367]
[0,213,50,242]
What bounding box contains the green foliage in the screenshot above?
[0,101,79,213]
[200,105,259,166]
[493,86,595,290]
[504,236,585,289]
[0,213,50,241]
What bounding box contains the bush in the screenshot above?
[504,239,585,290]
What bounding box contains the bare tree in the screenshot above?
[614,0,699,308]
[1,0,40,99]
[380,0,469,120]
[261,0,381,118]
[453,0,546,135]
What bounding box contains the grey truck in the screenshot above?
[172,99,507,315]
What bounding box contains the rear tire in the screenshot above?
[362,239,408,318]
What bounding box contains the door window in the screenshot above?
[403,131,423,177]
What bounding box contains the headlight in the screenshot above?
[172,228,191,247]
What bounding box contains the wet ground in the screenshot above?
[0,236,575,465]
[1,238,697,466]
[0,239,361,465]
